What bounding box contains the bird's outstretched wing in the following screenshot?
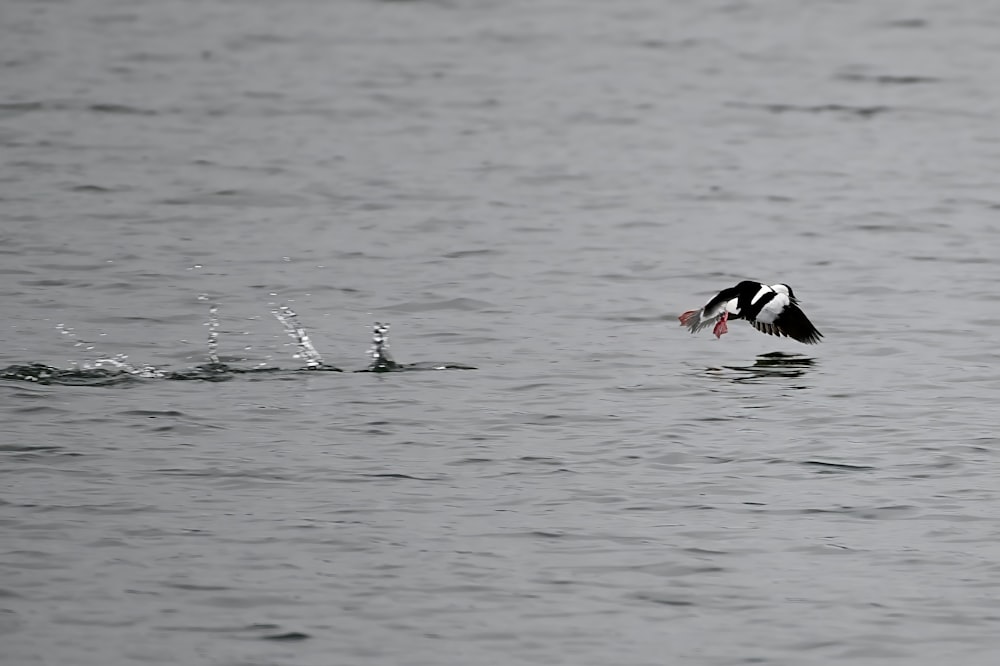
[750,303,823,344]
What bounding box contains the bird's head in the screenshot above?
[771,283,796,302]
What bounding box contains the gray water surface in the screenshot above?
[4,0,1000,664]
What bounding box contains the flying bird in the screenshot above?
[679,281,822,344]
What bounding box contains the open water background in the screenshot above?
[4,0,1000,664]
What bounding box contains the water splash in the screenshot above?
[356,322,476,372]
[4,307,477,385]
[55,323,166,378]
[271,304,325,369]
[202,297,221,365]
[366,322,400,372]
[85,354,166,379]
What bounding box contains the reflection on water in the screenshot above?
[706,351,816,383]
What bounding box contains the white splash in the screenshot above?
[271,304,324,368]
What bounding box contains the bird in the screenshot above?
[678,280,822,344]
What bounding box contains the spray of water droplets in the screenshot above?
[205,302,221,365]
[55,323,165,377]
[367,322,399,371]
[55,323,97,358]
[271,305,324,369]
[15,304,477,382]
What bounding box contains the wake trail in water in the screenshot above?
[2,302,473,385]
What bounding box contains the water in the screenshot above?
[4,0,1000,664]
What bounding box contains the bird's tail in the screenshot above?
[678,308,722,334]
[678,310,700,327]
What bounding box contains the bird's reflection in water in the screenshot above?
[705,351,816,383]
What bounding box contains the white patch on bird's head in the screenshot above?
[770,283,795,301]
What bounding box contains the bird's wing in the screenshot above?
[751,302,823,344]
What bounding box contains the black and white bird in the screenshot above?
[679,281,823,344]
